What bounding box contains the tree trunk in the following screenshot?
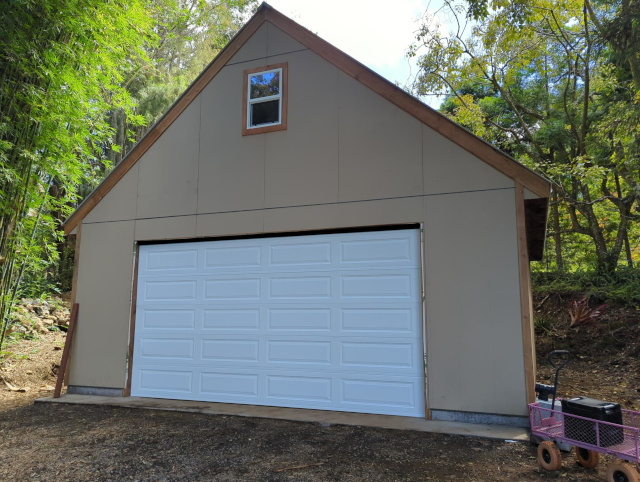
[552,191,564,271]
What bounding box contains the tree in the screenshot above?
[103,0,258,168]
[0,0,156,350]
[409,0,640,272]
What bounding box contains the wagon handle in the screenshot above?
[548,350,570,413]
[548,350,570,370]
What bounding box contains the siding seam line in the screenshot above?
[225,48,309,67]
[82,187,516,226]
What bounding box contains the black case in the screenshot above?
[561,397,624,447]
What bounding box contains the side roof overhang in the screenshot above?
[63,2,550,258]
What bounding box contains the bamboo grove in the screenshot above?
[0,0,255,351]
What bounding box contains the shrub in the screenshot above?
[532,268,640,306]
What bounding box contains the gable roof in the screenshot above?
[63,2,550,235]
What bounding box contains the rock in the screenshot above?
[17,315,33,327]
[33,306,43,316]
[9,324,27,334]
[33,320,47,334]
[41,318,54,326]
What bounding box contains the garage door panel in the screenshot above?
[143,279,198,301]
[140,308,197,330]
[340,307,416,333]
[204,278,262,300]
[341,378,418,409]
[200,372,259,399]
[132,366,424,416]
[340,236,413,265]
[268,242,332,266]
[203,308,261,330]
[340,273,414,299]
[132,229,425,417]
[268,276,332,299]
[135,335,421,374]
[267,340,332,365]
[137,304,421,337]
[144,248,199,272]
[139,337,195,360]
[340,341,415,369]
[266,374,333,402]
[137,230,421,277]
[201,339,259,363]
[204,245,262,269]
[138,368,193,394]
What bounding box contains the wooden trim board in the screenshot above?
[123,243,141,397]
[64,220,82,386]
[515,183,536,404]
[419,223,431,420]
[54,303,79,398]
[62,3,549,235]
[242,62,288,136]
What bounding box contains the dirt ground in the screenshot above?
[0,330,66,411]
[0,403,610,481]
[0,295,638,481]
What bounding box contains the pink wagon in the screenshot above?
[529,401,640,481]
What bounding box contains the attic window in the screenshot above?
[242,63,288,135]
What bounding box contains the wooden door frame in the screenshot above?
[123,243,140,397]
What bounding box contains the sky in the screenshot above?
[267,0,449,108]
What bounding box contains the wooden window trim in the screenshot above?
[242,62,288,136]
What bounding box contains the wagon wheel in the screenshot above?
[606,463,639,482]
[574,446,600,468]
[537,441,562,471]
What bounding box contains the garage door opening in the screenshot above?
[130,228,425,417]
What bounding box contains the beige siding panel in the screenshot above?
[267,22,305,57]
[198,60,266,214]
[453,191,497,413]
[485,189,528,415]
[136,97,200,219]
[422,125,513,195]
[425,188,526,416]
[265,51,339,207]
[69,221,134,388]
[227,22,267,64]
[424,195,462,411]
[338,72,423,201]
[264,204,339,232]
[84,163,139,223]
[338,197,424,228]
[196,210,264,238]
[134,215,196,241]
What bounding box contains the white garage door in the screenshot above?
[131,229,425,417]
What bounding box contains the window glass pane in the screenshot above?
[250,71,280,99]
[250,99,280,126]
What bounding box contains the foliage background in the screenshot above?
[409,0,640,276]
[2,0,639,352]
[0,0,256,349]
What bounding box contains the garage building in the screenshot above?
[62,3,550,427]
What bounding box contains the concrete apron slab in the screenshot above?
[36,394,529,441]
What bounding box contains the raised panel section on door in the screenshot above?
[131,228,425,417]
